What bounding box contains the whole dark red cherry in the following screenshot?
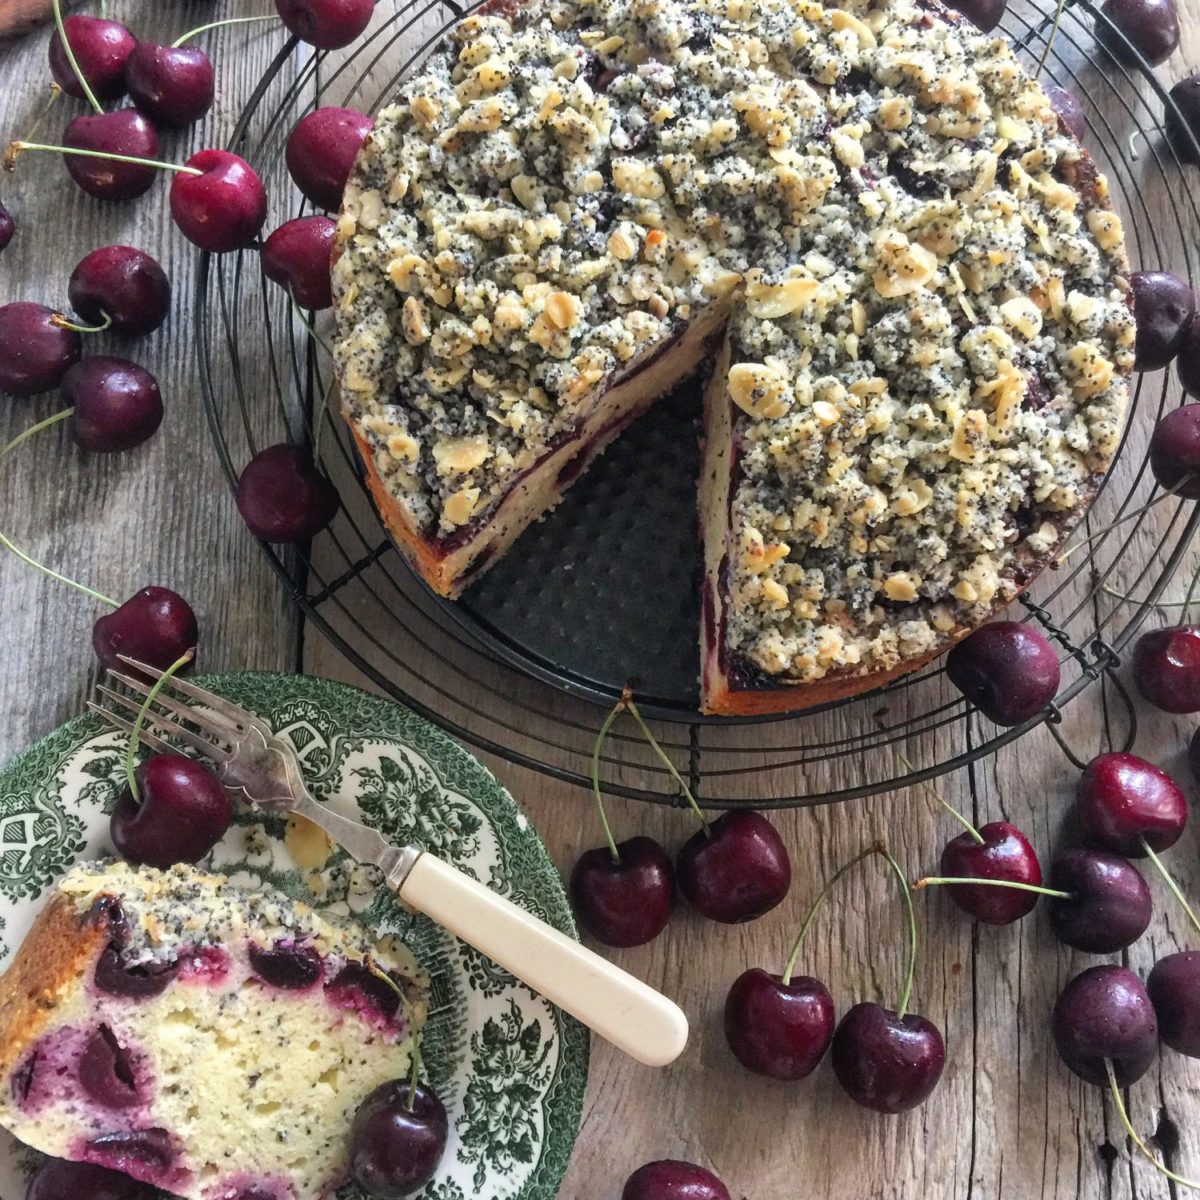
[724,968,834,1080]
[236,444,339,543]
[1180,320,1200,400]
[1047,848,1151,953]
[261,216,336,310]
[570,835,674,948]
[1147,951,1200,1057]
[622,1161,731,1200]
[830,1003,945,1114]
[1098,0,1180,67]
[1132,625,1200,712]
[349,1080,448,1198]
[285,107,373,211]
[169,150,268,253]
[1052,964,1157,1086]
[110,753,232,869]
[1044,84,1086,140]
[1076,752,1187,856]
[1167,73,1200,166]
[0,302,81,396]
[1190,726,1200,785]
[946,621,1060,725]
[938,821,1042,925]
[68,246,171,339]
[1149,401,1200,495]
[946,0,1005,31]
[0,200,13,251]
[49,16,137,101]
[92,586,199,673]
[26,1157,153,1200]
[64,358,163,454]
[676,810,791,924]
[126,43,215,128]
[1131,271,1195,371]
[63,109,159,202]
[275,0,374,49]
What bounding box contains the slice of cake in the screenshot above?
[0,861,427,1200]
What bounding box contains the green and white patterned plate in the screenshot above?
[0,672,587,1200]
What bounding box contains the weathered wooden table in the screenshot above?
[2,3,1200,1195]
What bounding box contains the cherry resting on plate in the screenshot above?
[68,246,171,338]
[1098,0,1180,67]
[676,810,791,923]
[49,15,137,101]
[1133,625,1200,713]
[349,1080,448,1198]
[286,107,374,211]
[92,587,198,673]
[0,302,81,395]
[831,1003,945,1114]
[1131,271,1195,371]
[936,821,1042,925]
[63,358,163,454]
[1047,848,1152,953]
[946,621,1059,725]
[261,216,336,310]
[1148,952,1200,1058]
[236,444,339,543]
[622,1161,731,1200]
[571,836,674,947]
[1075,752,1187,856]
[169,150,268,253]
[1053,964,1158,1086]
[275,0,374,50]
[1149,401,1200,495]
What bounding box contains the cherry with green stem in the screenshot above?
[48,0,135,107]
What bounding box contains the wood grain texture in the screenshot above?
[3,2,1200,1198]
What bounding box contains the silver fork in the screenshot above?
[91,657,688,1068]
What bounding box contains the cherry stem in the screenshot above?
[124,649,195,801]
[591,696,626,864]
[896,750,982,843]
[52,0,101,113]
[782,844,880,985]
[4,142,203,176]
[173,15,279,47]
[1035,0,1068,78]
[28,86,63,144]
[879,846,917,1020]
[1056,478,1193,565]
[624,695,709,836]
[364,959,422,1113]
[312,375,336,459]
[51,310,112,335]
[1105,1059,1200,1191]
[1139,837,1200,938]
[911,876,1072,899]
[290,291,335,358]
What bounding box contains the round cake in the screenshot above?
[331,0,1134,715]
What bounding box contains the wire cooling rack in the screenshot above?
[197,0,1200,807]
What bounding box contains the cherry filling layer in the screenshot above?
[80,1127,185,1191]
[13,1024,148,1115]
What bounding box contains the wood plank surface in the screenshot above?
[2,2,1200,1198]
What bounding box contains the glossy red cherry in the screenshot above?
[0,301,81,396]
[349,1080,448,1198]
[622,1161,731,1200]
[1052,964,1157,1086]
[676,810,791,924]
[570,836,674,947]
[68,246,171,338]
[830,1003,945,1113]
[1098,0,1180,67]
[1167,73,1200,166]
[937,821,1042,925]
[110,753,232,868]
[1044,84,1086,140]
[261,216,336,310]
[1147,951,1200,1058]
[286,107,373,211]
[64,358,163,454]
[275,0,374,49]
[26,1157,153,1200]
[0,200,13,251]
[723,967,834,1080]
[1046,848,1152,953]
[945,0,1005,31]
[49,16,137,101]
[1149,401,1200,495]
[946,621,1060,725]
[1131,271,1195,371]
[1132,625,1200,712]
[1075,751,1187,856]
[236,444,339,543]
[126,43,215,128]
[169,150,268,253]
[92,587,198,673]
[1180,319,1200,400]
[63,109,159,202]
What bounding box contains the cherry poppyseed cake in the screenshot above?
[331,0,1134,714]
[0,861,427,1200]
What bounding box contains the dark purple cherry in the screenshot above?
[27,1157,153,1200]
[110,753,232,869]
[64,358,163,454]
[830,1002,946,1114]
[126,43,214,128]
[1098,0,1180,68]
[946,621,1060,725]
[0,200,13,251]
[1131,271,1195,370]
[261,216,336,310]
[622,1161,731,1200]
[1075,751,1187,856]
[1190,726,1200,786]
[1167,73,1200,166]
[570,836,674,948]
[1147,951,1200,1057]
[94,943,179,999]
[1052,964,1157,1086]
[0,301,81,396]
[92,587,198,673]
[1133,625,1200,712]
[946,0,1006,31]
[250,943,323,989]
[68,246,171,338]
[286,107,373,211]
[1047,848,1152,953]
[1045,84,1086,140]
[1181,320,1200,401]
[49,16,138,101]
[236,444,339,543]
[327,962,404,1021]
[937,820,1042,925]
[169,150,268,253]
[86,1128,176,1173]
[723,968,834,1080]
[79,1025,139,1108]
[676,810,791,924]
[275,0,374,49]
[349,1080,448,1198]
[1149,401,1200,495]
[61,109,159,202]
